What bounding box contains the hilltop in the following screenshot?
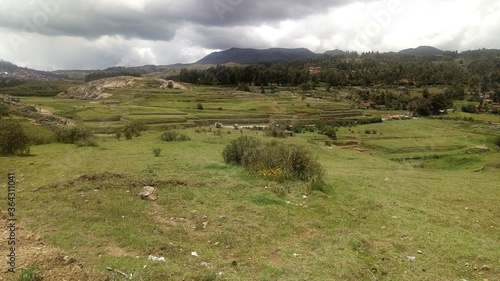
[196,47,318,64]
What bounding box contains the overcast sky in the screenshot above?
[0,0,498,70]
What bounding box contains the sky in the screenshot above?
[0,0,498,71]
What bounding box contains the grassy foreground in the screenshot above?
[1,117,499,280]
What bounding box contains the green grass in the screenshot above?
[2,123,499,280]
[2,83,500,280]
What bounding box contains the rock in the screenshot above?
[140,186,158,201]
[481,265,491,271]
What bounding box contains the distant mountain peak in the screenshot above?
[398,46,444,56]
[196,47,318,64]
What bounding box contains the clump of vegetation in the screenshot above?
[123,121,146,139]
[159,130,190,142]
[0,119,31,156]
[223,136,325,183]
[462,104,478,113]
[319,125,337,140]
[197,103,204,110]
[55,126,97,147]
[236,83,251,92]
[153,147,162,157]
[17,264,43,281]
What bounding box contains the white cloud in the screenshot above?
[0,0,498,70]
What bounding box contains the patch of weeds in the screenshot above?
[17,264,43,281]
[270,185,288,198]
[153,147,162,157]
[181,189,195,201]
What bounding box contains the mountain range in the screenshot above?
[195,46,449,65]
[1,46,497,80]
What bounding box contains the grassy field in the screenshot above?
[1,84,500,280]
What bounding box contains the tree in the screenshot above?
[0,119,31,156]
[409,97,431,116]
[422,88,430,99]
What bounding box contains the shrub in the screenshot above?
[462,104,478,113]
[197,102,204,110]
[325,139,333,147]
[124,129,133,140]
[167,81,174,89]
[115,131,122,140]
[222,135,262,165]
[223,136,324,183]
[321,125,337,140]
[236,83,250,92]
[123,121,145,137]
[365,129,372,134]
[0,119,31,156]
[160,130,178,141]
[153,147,162,156]
[159,130,190,142]
[55,126,96,146]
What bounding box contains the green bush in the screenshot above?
[55,126,96,146]
[0,119,31,156]
[123,121,146,137]
[153,147,162,156]
[222,135,262,165]
[159,130,190,142]
[236,83,251,92]
[223,136,324,183]
[462,104,477,113]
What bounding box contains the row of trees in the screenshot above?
[178,50,500,96]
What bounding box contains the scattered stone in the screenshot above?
[201,262,213,268]
[191,251,198,257]
[148,255,166,262]
[481,265,491,271]
[139,186,158,201]
[407,256,416,261]
[417,250,423,254]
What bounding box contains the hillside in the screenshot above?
[56,76,186,100]
[0,59,64,81]
[196,47,318,64]
[398,46,444,56]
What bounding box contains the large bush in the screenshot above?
[0,119,31,156]
[159,130,190,142]
[55,126,97,146]
[223,136,324,182]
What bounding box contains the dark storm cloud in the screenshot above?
[0,0,351,42]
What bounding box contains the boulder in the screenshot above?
[140,186,158,201]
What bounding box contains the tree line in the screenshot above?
[177,49,500,98]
